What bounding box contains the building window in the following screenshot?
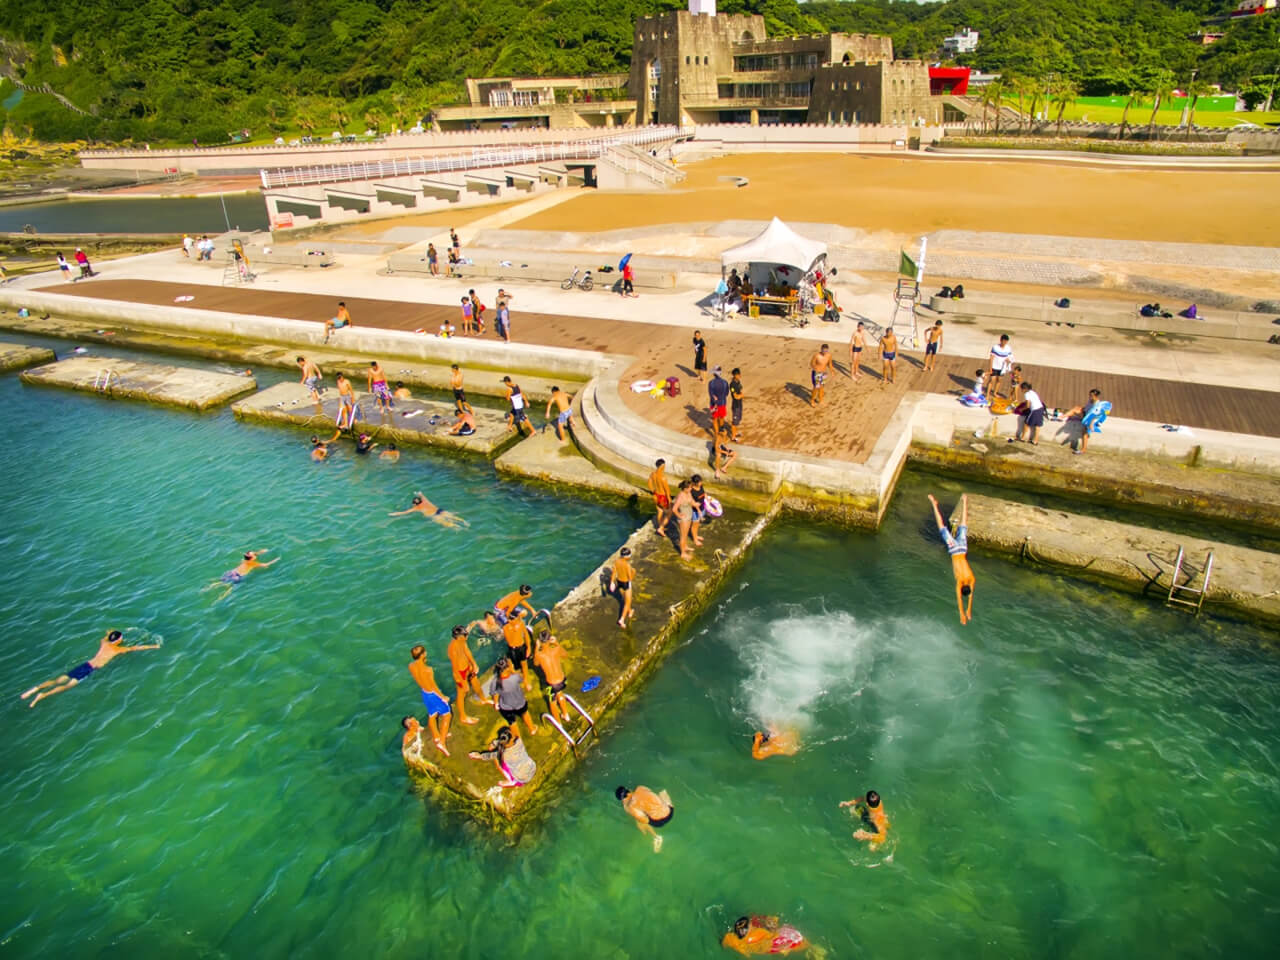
[808,54,818,68]
[488,90,511,108]
[686,56,691,65]
[513,90,539,107]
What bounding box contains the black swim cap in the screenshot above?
[108,630,123,642]
[615,786,630,802]
[519,585,532,595]
[452,625,466,637]
[734,918,750,937]
[401,716,414,729]
[244,553,253,561]
[866,790,881,807]
[961,585,972,596]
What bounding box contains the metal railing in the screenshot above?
[259,126,688,190]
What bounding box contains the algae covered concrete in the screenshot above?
[231,382,519,457]
[960,493,1280,629]
[402,504,776,828]
[20,356,256,410]
[0,342,56,373]
[494,420,645,506]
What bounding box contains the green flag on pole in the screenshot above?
[899,249,917,278]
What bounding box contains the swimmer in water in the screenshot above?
[388,491,469,529]
[21,630,161,709]
[466,611,502,643]
[616,784,674,853]
[202,549,278,601]
[310,436,329,461]
[928,493,975,625]
[392,381,412,401]
[840,790,889,849]
[379,442,399,462]
[751,728,800,760]
[721,916,809,956]
[354,432,377,455]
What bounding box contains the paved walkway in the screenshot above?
[41,279,1280,461]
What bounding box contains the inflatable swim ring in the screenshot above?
[702,496,723,518]
[631,380,655,393]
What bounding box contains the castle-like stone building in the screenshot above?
[435,0,943,131]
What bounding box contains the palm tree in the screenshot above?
[988,78,1008,135]
[1051,78,1079,138]
[1147,71,1175,137]
[1116,89,1141,141]
[1184,77,1212,138]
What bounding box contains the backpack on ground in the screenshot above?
[665,376,680,398]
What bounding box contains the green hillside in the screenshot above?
[0,0,1275,143]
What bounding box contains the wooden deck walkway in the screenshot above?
[41,280,1280,462]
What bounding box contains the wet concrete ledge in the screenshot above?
[402,503,778,829]
[961,494,1280,630]
[20,356,256,410]
[231,382,519,457]
[0,342,56,374]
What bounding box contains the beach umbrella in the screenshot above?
[618,252,633,271]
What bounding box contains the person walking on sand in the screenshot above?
[449,364,473,415]
[532,630,569,724]
[708,365,729,439]
[924,319,943,372]
[809,344,833,406]
[648,459,672,531]
[728,368,744,442]
[323,301,352,342]
[21,630,161,709]
[879,327,899,385]
[692,330,708,381]
[408,645,452,755]
[616,784,674,852]
[849,321,866,380]
[985,334,1013,399]
[495,288,513,342]
[447,625,485,725]
[545,386,574,443]
[928,493,975,625]
[501,607,535,689]
[485,658,538,735]
[296,356,322,402]
[610,546,637,628]
[74,248,93,279]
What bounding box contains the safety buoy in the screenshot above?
[703,496,723,517]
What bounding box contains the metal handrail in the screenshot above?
[1167,546,1214,614]
[259,126,687,190]
[541,692,598,754]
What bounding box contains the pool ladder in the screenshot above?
[93,369,117,392]
[542,693,598,754]
[1167,545,1214,615]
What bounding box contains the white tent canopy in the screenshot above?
[719,217,827,274]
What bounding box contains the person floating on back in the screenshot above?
[21,630,160,709]
[202,549,278,602]
[929,494,975,624]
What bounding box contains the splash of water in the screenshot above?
[731,607,870,730]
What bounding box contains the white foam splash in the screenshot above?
[732,608,869,730]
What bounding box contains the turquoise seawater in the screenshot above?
[1,362,1278,958]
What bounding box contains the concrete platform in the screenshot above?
[0,342,56,373]
[402,504,776,828]
[961,494,1280,630]
[494,423,642,505]
[20,356,256,410]
[231,381,519,457]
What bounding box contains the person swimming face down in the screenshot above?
[733,917,751,939]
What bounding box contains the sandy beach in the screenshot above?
[511,153,1280,248]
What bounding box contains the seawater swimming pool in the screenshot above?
[0,360,1277,958]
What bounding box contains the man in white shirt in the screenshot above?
[1012,381,1046,445]
[985,334,1013,399]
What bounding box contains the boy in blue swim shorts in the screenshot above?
[544,386,574,443]
[928,494,976,625]
[408,645,453,755]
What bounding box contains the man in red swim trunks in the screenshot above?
[648,458,671,531]
[21,630,160,709]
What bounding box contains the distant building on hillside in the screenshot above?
[942,27,980,57]
[1190,32,1225,44]
[1230,0,1276,17]
[437,0,944,130]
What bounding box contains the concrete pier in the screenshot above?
[402,504,776,827]
[962,494,1280,629]
[232,382,519,457]
[20,356,256,410]
[0,342,56,374]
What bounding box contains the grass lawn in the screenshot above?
[1006,98,1280,128]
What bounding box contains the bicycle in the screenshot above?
[561,267,593,291]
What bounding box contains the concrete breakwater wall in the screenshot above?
[402,504,777,828]
[962,494,1280,630]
